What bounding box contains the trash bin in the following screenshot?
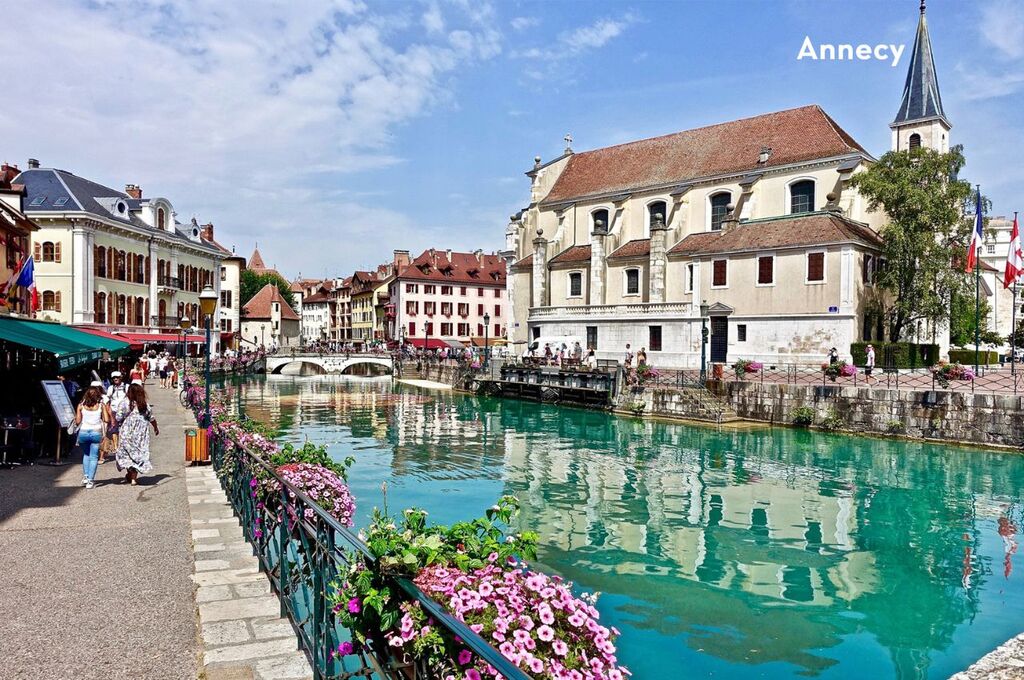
[185,427,209,463]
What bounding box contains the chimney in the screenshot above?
[474,248,483,264]
[0,162,19,187]
[27,158,40,169]
[445,249,452,262]
[201,222,214,242]
[393,249,411,270]
[125,184,142,199]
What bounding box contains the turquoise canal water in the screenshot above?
[235,375,1024,680]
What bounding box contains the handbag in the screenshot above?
[66,421,80,436]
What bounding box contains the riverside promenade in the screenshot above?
[0,384,312,679]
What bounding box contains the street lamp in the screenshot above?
[483,312,491,371]
[178,315,190,366]
[199,285,218,428]
[699,300,710,383]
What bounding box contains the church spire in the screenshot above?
[892,0,948,128]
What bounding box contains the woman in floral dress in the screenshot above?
[114,384,160,485]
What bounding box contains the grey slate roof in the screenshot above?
[892,7,948,127]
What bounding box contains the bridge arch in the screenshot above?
[270,360,328,375]
[264,353,394,376]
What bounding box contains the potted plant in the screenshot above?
[932,361,975,388]
[821,361,856,382]
[731,359,762,378]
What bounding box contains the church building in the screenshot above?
[505,2,952,367]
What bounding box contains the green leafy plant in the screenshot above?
[628,400,646,415]
[269,440,353,482]
[820,408,845,431]
[791,406,816,426]
[886,419,905,434]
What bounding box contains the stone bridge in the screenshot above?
[264,353,393,375]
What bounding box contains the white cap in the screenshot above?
[90,380,103,387]
[111,371,122,378]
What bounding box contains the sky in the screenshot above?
[1,0,1021,280]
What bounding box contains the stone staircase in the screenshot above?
[618,384,741,424]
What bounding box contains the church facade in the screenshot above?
[505,3,952,367]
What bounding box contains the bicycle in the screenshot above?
[179,378,193,409]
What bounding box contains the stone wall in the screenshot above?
[707,381,1024,448]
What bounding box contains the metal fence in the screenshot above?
[209,435,529,680]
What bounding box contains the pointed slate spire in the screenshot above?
[892,1,949,127]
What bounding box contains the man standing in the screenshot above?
[865,344,876,385]
[573,341,583,363]
[623,343,633,368]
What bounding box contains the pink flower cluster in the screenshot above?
[403,558,630,680]
[276,463,356,527]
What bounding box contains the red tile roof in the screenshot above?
[668,212,882,256]
[249,248,267,270]
[513,254,533,269]
[608,239,650,259]
[542,105,867,205]
[242,283,300,320]
[396,249,506,285]
[549,245,592,264]
[303,292,330,303]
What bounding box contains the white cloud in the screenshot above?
[511,16,540,32]
[423,1,445,34]
[980,0,1024,59]
[512,11,639,63]
[0,0,501,276]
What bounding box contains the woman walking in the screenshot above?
[74,387,108,489]
[113,383,159,485]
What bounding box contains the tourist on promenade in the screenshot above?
[585,348,597,370]
[828,347,839,366]
[573,341,583,363]
[623,343,633,368]
[544,343,553,365]
[114,384,159,486]
[637,347,648,367]
[166,358,177,389]
[129,361,145,384]
[74,386,108,489]
[865,344,876,385]
[157,353,169,389]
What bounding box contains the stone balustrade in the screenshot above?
[529,301,694,320]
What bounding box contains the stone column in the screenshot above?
[532,229,548,309]
[71,225,92,324]
[649,215,668,303]
[148,239,158,327]
[590,219,607,306]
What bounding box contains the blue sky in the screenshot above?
[1,0,1021,278]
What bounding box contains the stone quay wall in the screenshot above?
[707,381,1024,448]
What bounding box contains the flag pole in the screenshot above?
[1013,210,1019,377]
[974,185,981,377]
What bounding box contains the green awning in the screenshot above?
[0,316,128,371]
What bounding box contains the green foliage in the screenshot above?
[849,146,978,341]
[948,349,998,365]
[950,293,1002,346]
[269,440,354,482]
[628,401,646,415]
[886,420,905,434]
[850,342,939,368]
[240,268,296,310]
[791,406,816,426]
[1007,320,1024,349]
[820,408,845,431]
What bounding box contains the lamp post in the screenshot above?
[178,315,190,370]
[483,312,491,372]
[199,285,218,428]
[699,299,709,383]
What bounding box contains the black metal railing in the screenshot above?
[209,435,529,680]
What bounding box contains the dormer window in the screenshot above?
[789,180,815,214]
[116,200,127,215]
[157,207,166,230]
[591,208,609,234]
[709,192,731,231]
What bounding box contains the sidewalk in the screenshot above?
[0,383,199,679]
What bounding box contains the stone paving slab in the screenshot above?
[186,465,313,680]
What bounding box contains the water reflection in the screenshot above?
[230,376,1024,680]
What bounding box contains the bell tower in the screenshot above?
[890,0,950,153]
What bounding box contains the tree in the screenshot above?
[949,293,1001,346]
[240,269,295,311]
[850,145,975,341]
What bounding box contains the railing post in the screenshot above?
[278,486,289,618]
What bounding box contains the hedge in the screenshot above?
[948,349,999,365]
[849,342,940,369]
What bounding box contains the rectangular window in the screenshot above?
[460,286,467,295]
[586,326,598,350]
[406,283,419,293]
[477,304,484,316]
[440,322,453,336]
[494,304,501,318]
[757,255,774,285]
[685,263,695,293]
[807,252,825,282]
[737,324,747,342]
[712,259,728,287]
[406,301,418,315]
[494,324,500,336]
[441,302,452,316]
[863,254,873,285]
[425,301,436,315]
[569,272,582,297]
[424,285,436,294]
[532,326,541,341]
[425,322,434,335]
[478,287,485,296]
[408,322,416,336]
[441,285,452,295]
[625,269,640,295]
[458,302,469,317]
[649,326,662,352]
[458,323,469,336]
[477,323,484,336]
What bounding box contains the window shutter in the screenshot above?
[34,242,41,261]
[93,247,99,275]
[757,256,773,284]
[54,242,62,263]
[713,260,727,286]
[55,291,61,312]
[807,253,824,281]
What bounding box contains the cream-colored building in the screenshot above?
[506,6,952,367]
[241,283,300,349]
[16,161,224,348]
[201,223,245,350]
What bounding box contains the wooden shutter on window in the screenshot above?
[807,253,824,281]
[713,260,727,286]
[54,291,61,312]
[54,242,62,263]
[757,256,773,284]
[93,246,99,275]
[34,242,41,261]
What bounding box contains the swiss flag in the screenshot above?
[1005,214,1023,289]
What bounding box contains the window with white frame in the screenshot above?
[709,192,731,231]
[591,208,610,233]
[647,200,667,236]
[568,271,583,298]
[806,251,826,283]
[789,179,815,214]
[712,259,728,287]
[756,254,774,286]
[624,268,640,296]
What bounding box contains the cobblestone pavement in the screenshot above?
[950,632,1024,680]
[187,466,313,680]
[0,383,199,679]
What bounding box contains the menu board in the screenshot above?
[41,380,76,429]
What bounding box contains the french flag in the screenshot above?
[966,186,984,273]
[14,256,38,311]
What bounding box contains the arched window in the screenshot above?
[42,242,56,262]
[568,271,583,298]
[117,251,126,280]
[591,208,610,234]
[117,295,126,324]
[709,192,731,231]
[97,247,107,277]
[909,133,921,151]
[42,290,57,311]
[96,292,107,323]
[135,297,145,326]
[789,180,815,214]
[157,207,166,230]
[647,201,667,233]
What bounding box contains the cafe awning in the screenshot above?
[0,316,128,371]
[470,337,507,347]
[404,338,450,350]
[74,327,134,357]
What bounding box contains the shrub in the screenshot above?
[628,401,646,415]
[886,420,905,434]
[948,349,999,366]
[791,406,816,426]
[820,408,844,431]
[932,361,975,388]
[850,342,939,369]
[822,361,855,382]
[732,359,763,378]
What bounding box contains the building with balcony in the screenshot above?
[14,161,224,347]
[0,163,39,316]
[200,223,245,349]
[506,5,954,366]
[388,248,507,349]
